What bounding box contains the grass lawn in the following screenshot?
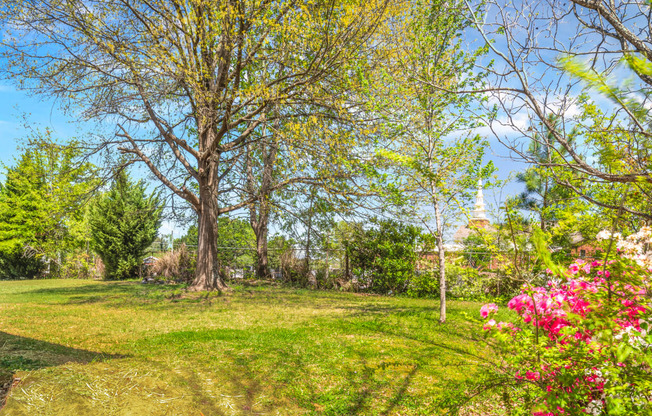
[0,279,499,415]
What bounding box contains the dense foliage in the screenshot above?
[347,219,424,294]
[89,170,163,280]
[0,246,46,280]
[0,134,96,279]
[479,229,652,415]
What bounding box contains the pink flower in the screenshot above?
[480,303,498,318]
[496,321,518,333]
[486,244,652,412]
[482,319,496,330]
[525,370,540,381]
[596,270,610,278]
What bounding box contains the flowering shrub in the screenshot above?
[480,241,651,415]
[596,226,652,268]
[481,303,498,318]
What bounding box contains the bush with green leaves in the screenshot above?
[405,270,439,298]
[88,170,163,280]
[347,218,422,294]
[0,244,46,280]
[57,251,101,280]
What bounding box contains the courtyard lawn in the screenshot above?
[0,279,497,415]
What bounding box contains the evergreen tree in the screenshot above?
[515,116,579,233]
[0,153,48,279]
[89,170,163,280]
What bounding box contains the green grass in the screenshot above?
[0,279,499,415]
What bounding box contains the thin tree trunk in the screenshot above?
[253,210,271,279]
[246,117,277,280]
[434,199,446,323]
[425,127,446,323]
[304,194,314,273]
[325,233,330,283]
[345,243,350,280]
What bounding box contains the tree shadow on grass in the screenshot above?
[219,344,430,415]
[24,281,139,296]
[23,281,187,306]
[143,323,472,415]
[0,331,127,408]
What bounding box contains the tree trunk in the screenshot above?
[434,199,446,323]
[189,164,228,292]
[344,243,350,280]
[304,193,314,272]
[325,235,330,283]
[253,215,271,279]
[245,120,277,280]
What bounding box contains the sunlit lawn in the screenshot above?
[0,279,497,415]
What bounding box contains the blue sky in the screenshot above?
[0,84,82,167]
[0,85,184,236]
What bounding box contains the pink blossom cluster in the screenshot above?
[480,303,498,318]
[483,260,647,341]
[480,257,650,415]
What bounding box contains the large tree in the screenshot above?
[0,0,391,290]
[0,133,97,278]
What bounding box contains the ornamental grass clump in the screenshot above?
[151,244,195,282]
[480,230,651,416]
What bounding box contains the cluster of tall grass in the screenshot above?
[148,244,195,283]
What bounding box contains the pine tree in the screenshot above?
[89,170,163,280]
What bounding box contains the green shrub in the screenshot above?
[57,251,102,279]
[406,270,439,298]
[0,244,46,279]
[347,218,421,294]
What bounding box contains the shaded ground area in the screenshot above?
[0,279,501,415]
[0,331,124,409]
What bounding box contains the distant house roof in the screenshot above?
[453,222,496,242]
[570,231,583,245]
